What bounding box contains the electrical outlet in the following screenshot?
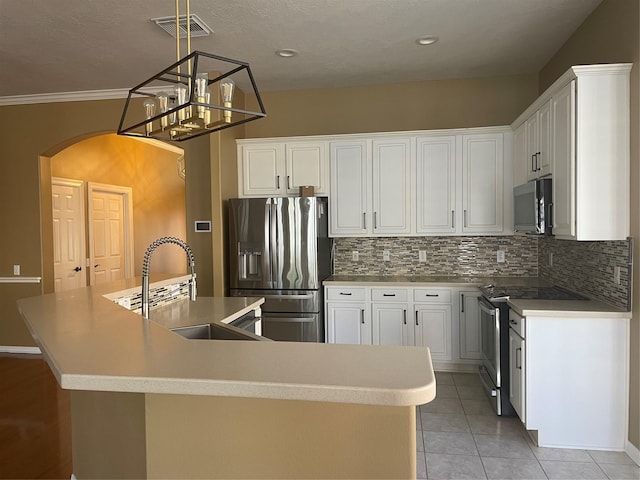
[13,264,20,275]
[496,250,506,263]
[419,250,427,263]
[383,250,390,261]
[549,252,554,266]
[614,266,621,285]
[352,251,359,262]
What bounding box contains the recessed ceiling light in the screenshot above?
[416,36,439,46]
[276,49,299,58]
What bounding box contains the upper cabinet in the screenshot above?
[512,63,632,241]
[238,126,513,238]
[237,139,328,197]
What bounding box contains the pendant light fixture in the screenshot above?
[118,0,266,142]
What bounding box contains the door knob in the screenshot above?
[73,266,82,272]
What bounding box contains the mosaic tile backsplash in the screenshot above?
[334,235,632,310]
[109,278,192,314]
[333,236,539,277]
[539,236,632,310]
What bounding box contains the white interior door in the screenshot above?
[51,178,86,291]
[88,183,134,286]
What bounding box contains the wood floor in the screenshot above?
[0,354,72,479]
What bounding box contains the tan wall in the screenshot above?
[538,0,640,451]
[51,134,186,277]
[245,74,538,138]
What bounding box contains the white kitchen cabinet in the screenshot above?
[237,139,328,197]
[524,101,552,181]
[326,302,371,345]
[329,140,370,236]
[512,63,631,241]
[512,123,528,188]
[285,142,329,194]
[414,305,452,362]
[462,133,504,233]
[512,309,629,450]
[371,287,411,346]
[459,290,482,360]
[508,310,526,422]
[416,136,457,234]
[550,81,575,238]
[239,143,285,197]
[372,138,413,235]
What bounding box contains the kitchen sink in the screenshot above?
[170,323,267,341]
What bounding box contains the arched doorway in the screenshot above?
[41,133,186,291]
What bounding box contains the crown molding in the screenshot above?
[0,86,167,106]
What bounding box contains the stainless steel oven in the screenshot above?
[478,295,515,416]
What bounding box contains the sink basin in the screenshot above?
[170,323,267,341]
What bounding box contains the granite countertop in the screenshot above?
[16,277,436,407]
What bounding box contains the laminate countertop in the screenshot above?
[17,277,436,407]
[324,275,630,318]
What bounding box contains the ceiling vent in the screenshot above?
[151,14,212,38]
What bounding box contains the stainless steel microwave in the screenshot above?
[513,178,552,235]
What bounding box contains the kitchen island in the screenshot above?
[17,277,436,479]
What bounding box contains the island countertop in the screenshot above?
[17,278,436,407]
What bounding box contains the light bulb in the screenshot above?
[143,98,156,135]
[220,78,235,123]
[157,92,169,128]
[195,73,209,120]
[175,84,189,121]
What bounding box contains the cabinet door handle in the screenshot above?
[374,211,377,229]
[451,210,455,228]
[461,293,465,312]
[531,154,536,173]
[361,309,365,324]
[516,347,522,369]
[276,175,280,189]
[363,212,366,229]
[463,209,468,228]
[547,202,553,228]
[286,175,290,189]
[415,311,419,326]
[536,152,541,171]
[403,310,407,325]
[382,293,396,297]
[339,292,352,296]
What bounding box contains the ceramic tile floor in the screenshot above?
[416,372,640,479]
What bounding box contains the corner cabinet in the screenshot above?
[237,139,329,197]
[512,63,632,241]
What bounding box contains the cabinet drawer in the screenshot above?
[509,310,525,338]
[326,287,367,302]
[371,288,408,302]
[413,288,452,304]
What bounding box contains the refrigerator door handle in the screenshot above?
[270,199,279,289]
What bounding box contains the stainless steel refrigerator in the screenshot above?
[228,197,332,342]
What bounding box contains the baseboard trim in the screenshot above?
[626,440,640,466]
[0,346,42,355]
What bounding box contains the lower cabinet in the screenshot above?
[326,302,371,345]
[326,284,480,368]
[508,326,525,421]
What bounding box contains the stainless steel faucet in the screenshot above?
[141,236,197,319]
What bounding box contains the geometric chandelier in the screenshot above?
[117,1,266,142]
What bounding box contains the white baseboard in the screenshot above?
[0,346,42,355]
[626,440,640,466]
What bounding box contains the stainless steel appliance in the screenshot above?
[478,284,585,415]
[228,197,332,342]
[514,178,552,235]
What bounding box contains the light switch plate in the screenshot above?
[13,264,20,275]
[352,251,359,262]
[496,250,506,263]
[383,250,390,261]
[419,250,427,263]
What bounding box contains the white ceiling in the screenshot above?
[0,0,602,97]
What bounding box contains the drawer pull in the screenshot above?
[425,294,439,297]
[339,292,352,296]
[382,293,396,297]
